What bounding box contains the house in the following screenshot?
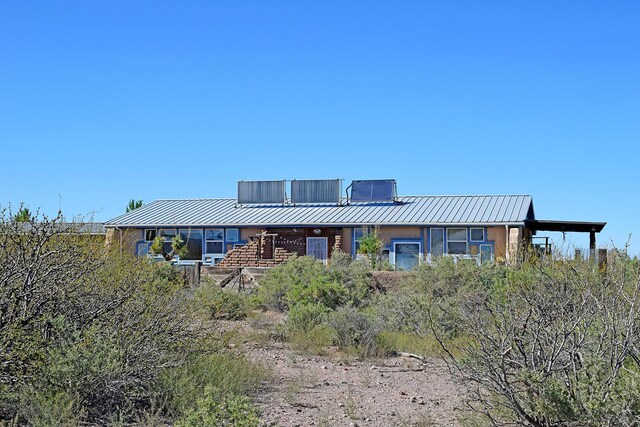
[104,179,605,270]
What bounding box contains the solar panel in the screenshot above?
[291,179,341,204]
[350,179,396,202]
[237,180,286,204]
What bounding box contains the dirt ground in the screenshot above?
[228,316,466,427]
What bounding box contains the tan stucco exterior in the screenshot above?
[377,226,422,246]
[487,226,507,261]
[105,228,141,254]
[240,228,262,242]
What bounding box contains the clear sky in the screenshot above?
[1,1,638,255]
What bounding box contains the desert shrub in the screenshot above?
[194,280,249,320]
[327,251,373,306]
[286,303,331,334]
[159,352,268,419]
[376,331,441,357]
[289,324,335,354]
[175,386,260,427]
[255,256,326,311]
[329,307,384,357]
[437,252,640,426]
[285,276,348,309]
[370,290,432,336]
[256,254,376,311]
[0,211,247,425]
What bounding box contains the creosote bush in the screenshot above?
[194,278,250,320]
[0,209,264,425]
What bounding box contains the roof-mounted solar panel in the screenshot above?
[350,179,397,202]
[237,180,286,204]
[291,179,341,204]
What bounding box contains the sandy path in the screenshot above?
[249,343,464,427]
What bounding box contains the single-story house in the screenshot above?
[104,179,605,270]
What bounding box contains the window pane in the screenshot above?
[205,229,224,240]
[470,228,484,241]
[395,243,420,270]
[226,229,239,242]
[480,245,493,264]
[136,241,150,257]
[145,229,156,241]
[179,229,203,260]
[160,229,176,239]
[431,229,444,257]
[447,228,467,241]
[306,237,328,262]
[447,241,467,254]
[206,241,223,254]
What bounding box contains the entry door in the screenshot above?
[306,237,328,263]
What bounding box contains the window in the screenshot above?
[354,227,368,254]
[447,228,467,254]
[144,229,157,241]
[226,228,239,242]
[394,242,421,270]
[179,229,203,261]
[159,229,177,255]
[306,237,328,263]
[480,244,493,264]
[205,229,224,254]
[470,228,484,242]
[430,228,444,257]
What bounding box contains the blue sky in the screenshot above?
[1,1,638,254]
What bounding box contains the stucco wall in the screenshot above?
[105,228,141,254]
[487,226,507,260]
[240,228,262,242]
[377,226,422,246]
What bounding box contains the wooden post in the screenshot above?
[598,249,608,271]
[574,249,583,260]
[589,228,596,260]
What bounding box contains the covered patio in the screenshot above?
[525,219,607,259]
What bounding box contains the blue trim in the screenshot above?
[135,240,151,257]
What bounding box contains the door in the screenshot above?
[306,237,328,263]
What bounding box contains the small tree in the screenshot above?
[357,227,384,269]
[150,235,187,261]
[14,206,32,222]
[126,199,143,212]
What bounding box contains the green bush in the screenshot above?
[286,303,331,334]
[327,251,373,306]
[194,281,249,320]
[329,307,383,357]
[256,256,326,311]
[289,324,335,354]
[285,276,348,309]
[256,254,375,311]
[159,352,268,419]
[175,386,260,427]
[0,212,254,425]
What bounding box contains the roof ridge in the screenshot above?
[151,194,532,201]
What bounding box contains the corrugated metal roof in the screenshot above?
[105,195,534,228]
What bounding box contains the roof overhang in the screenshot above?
[525,219,606,233]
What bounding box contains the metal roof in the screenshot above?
[105,195,534,228]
